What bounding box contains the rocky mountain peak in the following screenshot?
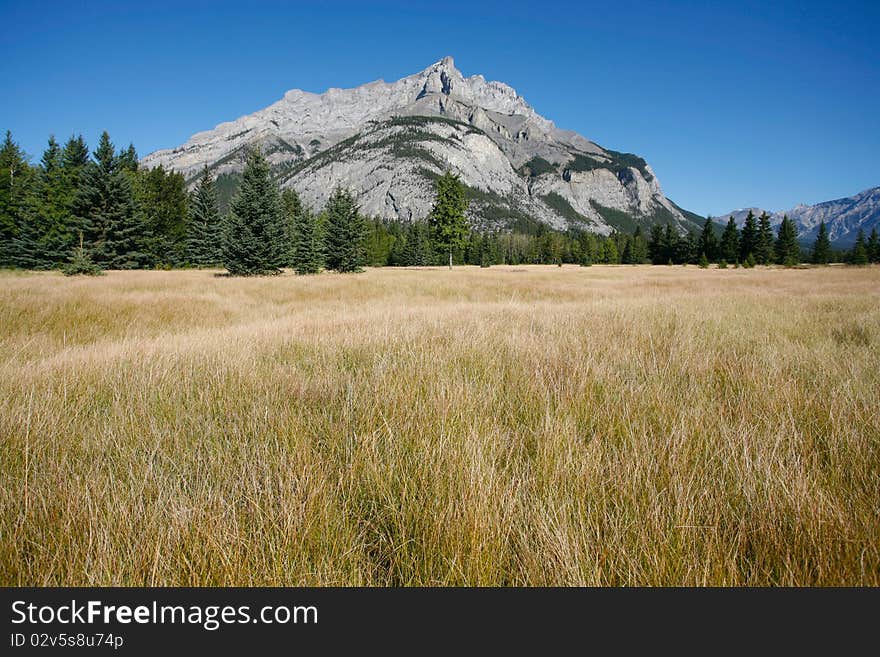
[142,58,699,235]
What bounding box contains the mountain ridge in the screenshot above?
[715,186,880,245]
[142,57,702,234]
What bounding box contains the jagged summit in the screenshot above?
[142,58,699,234]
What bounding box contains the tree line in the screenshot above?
[1,130,877,275]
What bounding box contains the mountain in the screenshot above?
[142,56,702,234]
[715,186,880,245]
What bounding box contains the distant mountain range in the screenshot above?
[715,186,880,246]
[143,56,704,235]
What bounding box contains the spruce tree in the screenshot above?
[118,144,138,172]
[720,217,740,263]
[849,229,868,265]
[223,149,286,275]
[811,221,831,264]
[428,171,469,269]
[135,164,188,266]
[185,166,224,266]
[61,135,91,245]
[291,205,323,274]
[324,187,366,273]
[32,136,79,266]
[402,220,428,266]
[739,210,758,262]
[0,131,30,267]
[698,217,718,262]
[867,227,879,264]
[281,188,303,266]
[755,212,775,264]
[63,232,102,276]
[648,224,664,264]
[774,215,800,266]
[76,131,149,269]
[661,224,680,264]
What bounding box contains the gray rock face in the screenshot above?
[717,186,880,245]
[142,56,696,233]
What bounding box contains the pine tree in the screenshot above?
[811,221,831,264]
[185,166,224,266]
[76,131,149,269]
[291,205,323,274]
[849,229,868,265]
[739,210,758,262]
[755,212,775,264]
[428,171,469,269]
[867,227,879,264]
[774,215,800,266]
[720,217,740,263]
[324,187,366,273]
[698,217,718,262]
[223,149,286,276]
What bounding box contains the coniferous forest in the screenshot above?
[1,131,877,276]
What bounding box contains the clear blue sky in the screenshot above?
[1,0,878,216]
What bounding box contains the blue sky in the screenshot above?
[1,0,878,216]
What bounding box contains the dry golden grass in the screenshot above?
[1,264,878,585]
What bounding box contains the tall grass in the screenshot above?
[1,265,878,585]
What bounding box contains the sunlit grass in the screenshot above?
[1,264,878,585]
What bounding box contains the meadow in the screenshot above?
[1,264,878,585]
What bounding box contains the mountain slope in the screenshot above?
[716,186,880,245]
[143,57,701,234]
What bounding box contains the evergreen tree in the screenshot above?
[185,166,224,266]
[720,216,740,263]
[867,227,879,264]
[291,205,323,274]
[63,232,102,276]
[34,136,77,265]
[60,134,91,247]
[849,229,869,265]
[698,217,718,262]
[774,215,800,266]
[118,143,138,172]
[0,130,30,267]
[402,220,428,266]
[682,230,699,264]
[811,221,831,265]
[324,187,366,273]
[648,224,664,264]
[280,188,302,266]
[223,149,287,275]
[601,237,619,264]
[135,164,188,265]
[755,212,775,264]
[739,210,758,262]
[662,224,680,264]
[76,132,149,269]
[428,171,469,269]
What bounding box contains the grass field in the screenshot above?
[1,264,878,585]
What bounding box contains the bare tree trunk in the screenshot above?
[448,250,452,270]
